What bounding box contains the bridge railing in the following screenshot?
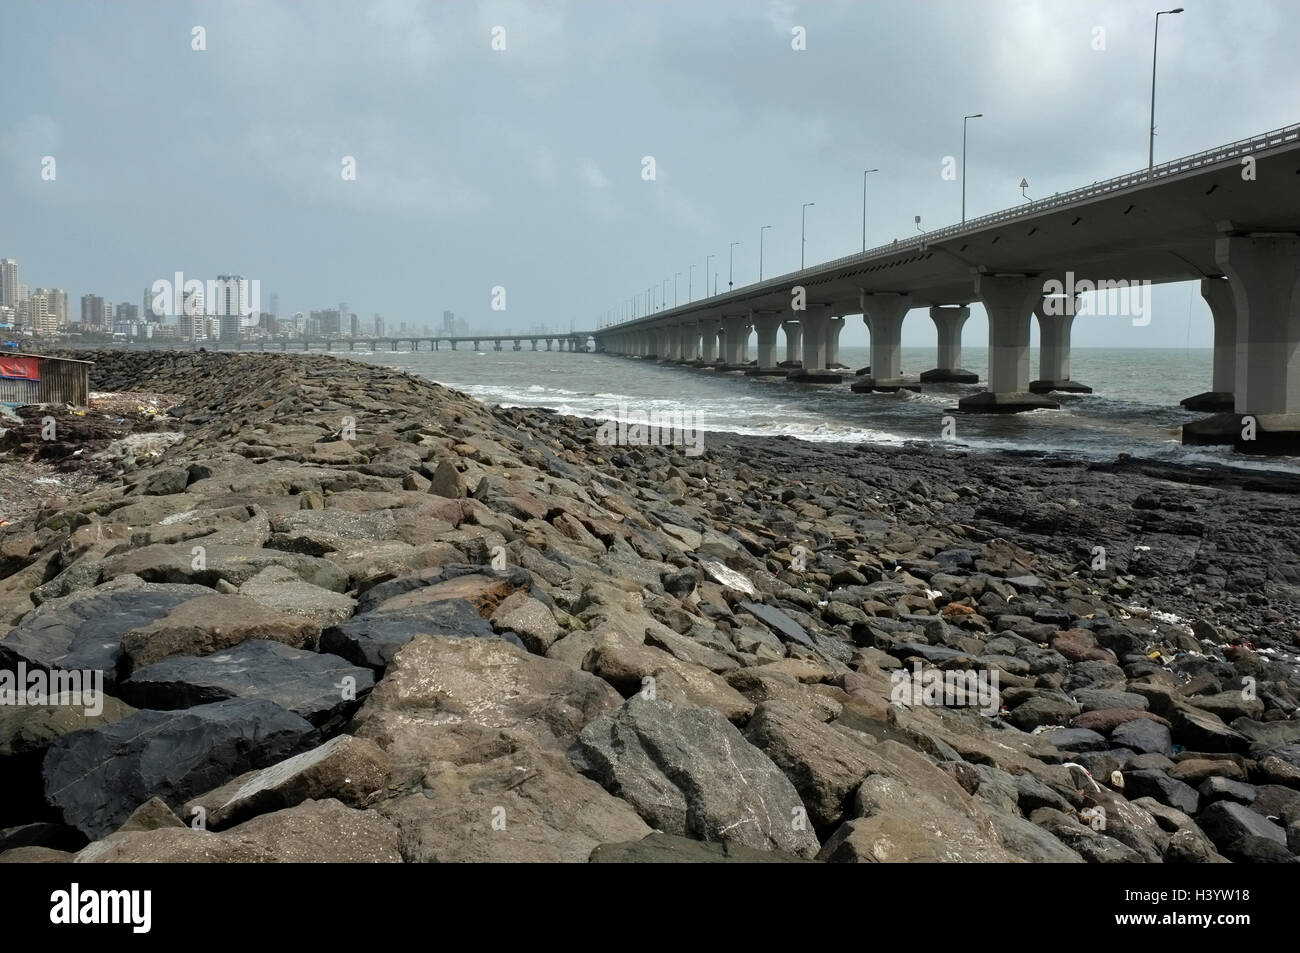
[596,120,1300,331]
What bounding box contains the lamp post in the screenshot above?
[662,278,669,311]
[801,202,814,269]
[705,255,715,296]
[1149,7,1184,171]
[862,169,878,252]
[674,272,680,306]
[729,242,740,290]
[759,225,772,280]
[688,264,695,302]
[962,113,982,224]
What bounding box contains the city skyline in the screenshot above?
[4,2,1299,347]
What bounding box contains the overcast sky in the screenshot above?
[4,0,1298,346]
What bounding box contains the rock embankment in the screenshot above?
[1,349,1297,863]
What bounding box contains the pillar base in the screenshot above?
[850,377,922,393]
[1179,391,1235,413]
[854,365,871,376]
[745,367,792,376]
[716,363,753,372]
[956,391,1061,414]
[787,370,843,384]
[1030,379,1093,394]
[920,367,979,384]
[1182,413,1300,454]
[778,359,803,369]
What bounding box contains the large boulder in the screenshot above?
[352,635,622,781]
[43,698,318,838]
[569,695,820,858]
[321,599,523,672]
[0,584,211,689]
[184,735,390,829]
[75,799,402,863]
[817,741,1022,863]
[119,639,373,727]
[118,594,318,672]
[379,747,650,863]
[743,699,876,828]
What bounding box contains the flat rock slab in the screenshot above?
[739,601,817,650]
[0,694,137,758]
[321,599,523,671]
[0,584,211,689]
[184,734,389,829]
[569,695,820,858]
[237,565,356,627]
[356,565,533,616]
[100,543,349,592]
[119,594,319,672]
[120,639,374,726]
[75,798,402,863]
[43,697,318,839]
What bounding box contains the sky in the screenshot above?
[2,0,1298,347]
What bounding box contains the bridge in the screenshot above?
[590,122,1300,451]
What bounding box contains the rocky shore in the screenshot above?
[0,348,1297,863]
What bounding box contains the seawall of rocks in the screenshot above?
[0,349,1297,863]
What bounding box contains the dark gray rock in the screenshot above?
[1123,769,1200,815]
[119,640,374,727]
[569,695,819,858]
[1043,728,1110,753]
[320,599,524,671]
[1198,800,1288,850]
[1111,718,1174,756]
[1198,776,1257,806]
[42,698,317,839]
[738,601,817,651]
[0,584,210,689]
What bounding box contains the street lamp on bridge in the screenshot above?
[962,113,982,224]
[801,203,815,269]
[1149,7,1184,171]
[862,169,878,251]
[688,264,695,302]
[729,242,740,291]
[674,272,680,306]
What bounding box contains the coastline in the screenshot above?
[1,349,1297,862]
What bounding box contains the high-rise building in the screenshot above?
[0,259,18,309]
[311,309,340,336]
[442,310,455,334]
[350,313,360,337]
[269,292,279,317]
[374,313,385,338]
[81,294,110,328]
[116,302,140,324]
[48,289,67,329]
[213,275,251,323]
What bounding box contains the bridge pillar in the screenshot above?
[450,340,457,350]
[1181,277,1237,412]
[853,293,917,392]
[825,316,845,367]
[1032,294,1092,394]
[719,315,750,369]
[664,326,681,361]
[531,339,537,350]
[960,276,1059,412]
[699,322,718,363]
[789,306,841,382]
[1185,236,1300,451]
[493,340,503,351]
[781,320,802,367]
[920,305,978,383]
[747,313,785,375]
[680,322,700,362]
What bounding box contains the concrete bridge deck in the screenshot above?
[591,122,1300,451]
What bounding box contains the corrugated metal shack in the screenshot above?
[0,352,93,408]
